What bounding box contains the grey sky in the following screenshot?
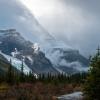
[0,0,100,56]
[25,0,100,56]
[61,0,100,56]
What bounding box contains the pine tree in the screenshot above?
[7,59,14,84]
[27,71,36,82]
[83,47,100,100]
[20,59,25,82]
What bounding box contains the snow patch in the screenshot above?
[26,56,33,64]
[0,52,31,75]
[11,48,20,57]
[32,43,40,54]
[58,92,83,100]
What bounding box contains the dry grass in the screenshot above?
[0,82,81,100]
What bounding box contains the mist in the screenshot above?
[0,0,100,56]
[20,0,100,56]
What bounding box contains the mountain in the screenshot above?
[0,29,89,75]
[0,0,89,75]
[46,48,89,74]
[0,29,58,75]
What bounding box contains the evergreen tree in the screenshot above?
[7,59,14,84]
[27,71,36,82]
[83,47,100,100]
[20,59,25,82]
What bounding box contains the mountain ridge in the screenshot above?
[0,29,89,75]
[0,29,59,75]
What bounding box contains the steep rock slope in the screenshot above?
[0,29,58,75]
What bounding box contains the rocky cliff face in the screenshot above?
[0,29,58,75]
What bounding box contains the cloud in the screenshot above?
[0,0,52,44]
[0,0,34,39]
[21,0,100,56]
[0,0,72,54]
[0,0,100,56]
[60,0,100,56]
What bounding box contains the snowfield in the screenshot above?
[58,92,83,100]
[0,52,32,75]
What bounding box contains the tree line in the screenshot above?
[0,58,87,85]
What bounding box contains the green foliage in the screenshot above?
[83,48,100,100]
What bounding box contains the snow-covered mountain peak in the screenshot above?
[0,29,21,37]
[0,29,16,33]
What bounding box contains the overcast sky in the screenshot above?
[20,0,100,56]
[0,0,100,56]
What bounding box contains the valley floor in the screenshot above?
[0,82,82,100]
